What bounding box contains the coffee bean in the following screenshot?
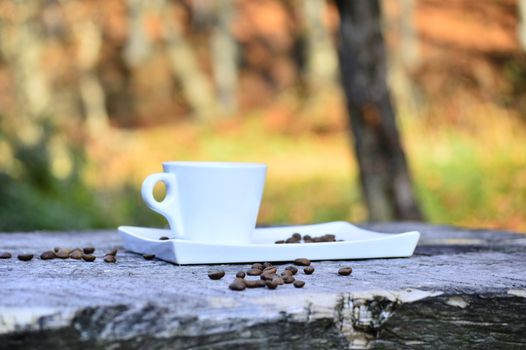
[55,249,71,259]
[292,233,301,240]
[304,266,315,275]
[40,251,55,260]
[272,277,284,285]
[285,238,300,244]
[294,258,311,266]
[235,271,246,279]
[69,249,83,260]
[338,267,353,276]
[284,266,298,275]
[266,280,278,289]
[0,252,12,259]
[159,236,170,240]
[245,279,266,288]
[293,280,305,288]
[208,270,225,280]
[229,278,246,291]
[82,254,96,262]
[281,270,293,277]
[247,269,262,276]
[106,249,118,256]
[263,266,277,274]
[83,247,95,254]
[303,235,312,241]
[104,255,116,263]
[260,272,277,281]
[17,254,33,261]
[283,275,295,284]
[251,263,263,270]
[262,262,273,269]
[143,254,155,260]
[275,240,285,244]
[324,234,336,241]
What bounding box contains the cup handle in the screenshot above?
[141,173,180,238]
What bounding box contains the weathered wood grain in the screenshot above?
[0,223,525,349]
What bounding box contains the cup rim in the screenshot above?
[162,161,267,168]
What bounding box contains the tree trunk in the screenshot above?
[160,0,219,121]
[210,0,238,115]
[301,0,337,93]
[335,0,422,221]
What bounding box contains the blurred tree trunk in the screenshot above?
[0,1,78,186]
[382,0,421,118]
[301,0,337,93]
[75,20,109,136]
[124,0,153,67]
[519,0,526,51]
[210,0,238,115]
[0,2,51,148]
[335,0,423,221]
[161,0,218,120]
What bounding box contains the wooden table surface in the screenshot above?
[1,222,525,349]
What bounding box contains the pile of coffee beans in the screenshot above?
[275,233,340,244]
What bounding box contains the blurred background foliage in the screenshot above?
[0,0,525,231]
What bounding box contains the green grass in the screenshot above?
[2,101,525,232]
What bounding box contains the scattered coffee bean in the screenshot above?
[159,236,170,240]
[229,278,246,291]
[272,277,284,285]
[292,233,301,240]
[262,262,273,269]
[208,270,225,280]
[293,280,305,288]
[104,255,116,263]
[247,268,262,276]
[281,270,293,277]
[285,237,300,244]
[284,266,298,275]
[236,271,246,279]
[274,240,285,244]
[283,275,295,284]
[266,280,278,289]
[55,249,71,259]
[338,267,353,276]
[303,235,312,241]
[106,248,118,256]
[69,249,83,260]
[17,254,33,261]
[260,272,277,281]
[251,263,263,270]
[304,266,315,275]
[82,254,96,262]
[263,266,277,274]
[294,258,311,266]
[143,254,155,260]
[40,251,55,260]
[0,252,12,259]
[245,279,266,288]
[83,247,95,254]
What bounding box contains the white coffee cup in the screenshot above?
[141,161,267,244]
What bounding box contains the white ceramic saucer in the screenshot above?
[118,221,420,265]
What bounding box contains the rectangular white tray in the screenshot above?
[118,221,420,265]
